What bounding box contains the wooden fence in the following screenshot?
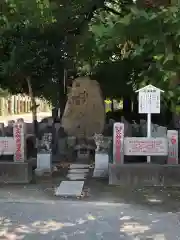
[0,95,50,116]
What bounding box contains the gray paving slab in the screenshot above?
[54,181,84,197]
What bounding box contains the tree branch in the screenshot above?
[104,5,122,15]
[67,0,105,35]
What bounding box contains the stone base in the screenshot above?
[0,162,32,183]
[37,153,51,169]
[93,153,109,178]
[34,168,52,177]
[109,164,180,186]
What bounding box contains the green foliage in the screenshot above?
[76,0,139,97]
[117,5,180,105]
[0,0,135,101]
[2,0,180,107]
[77,2,180,104]
[0,0,54,32]
[0,0,69,102]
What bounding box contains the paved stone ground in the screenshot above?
[1,181,180,239]
[0,199,180,239]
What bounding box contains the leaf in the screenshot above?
[130,7,140,16]
[163,53,174,64]
[119,14,131,26]
[169,6,179,14]
[132,45,144,57]
[168,90,174,98]
[153,54,163,61]
[87,214,96,220]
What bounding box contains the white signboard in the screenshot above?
[136,85,163,114]
[113,123,124,164]
[124,137,168,156]
[167,130,178,164]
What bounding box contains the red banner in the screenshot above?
[14,124,22,161]
[113,123,124,164]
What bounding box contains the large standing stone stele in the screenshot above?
[62,77,105,137]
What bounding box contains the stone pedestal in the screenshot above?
[109,164,180,186]
[35,153,52,176]
[0,162,32,183]
[93,153,109,178]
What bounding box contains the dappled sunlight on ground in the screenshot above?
[0,194,178,238]
[147,197,163,203]
[0,212,100,239]
[118,215,169,239]
[0,217,78,239]
[0,213,149,239]
[0,202,178,240]
[120,221,150,235]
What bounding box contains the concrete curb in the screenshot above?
[0,198,130,206]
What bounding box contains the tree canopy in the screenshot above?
[0,0,180,111]
[76,1,180,107]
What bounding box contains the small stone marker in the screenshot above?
[121,116,132,137]
[55,181,84,197]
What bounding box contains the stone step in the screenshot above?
[67,173,87,180]
[69,164,90,169]
[68,169,89,174]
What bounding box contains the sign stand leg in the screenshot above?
[147,113,151,163]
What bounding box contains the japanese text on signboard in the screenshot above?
[115,125,122,161]
[14,124,22,161]
[124,137,168,156]
[138,88,161,114]
[113,123,124,164]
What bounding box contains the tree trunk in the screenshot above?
[123,97,132,113]
[110,98,114,112]
[51,71,67,162]
[26,77,38,138]
[59,69,67,120]
[133,96,138,114]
